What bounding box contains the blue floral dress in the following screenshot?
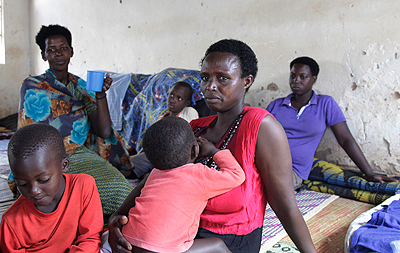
[12,70,132,215]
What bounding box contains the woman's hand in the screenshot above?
[365,173,399,183]
[101,73,112,92]
[108,214,132,253]
[95,73,112,99]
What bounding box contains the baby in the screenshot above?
[121,116,245,252]
[0,124,103,252]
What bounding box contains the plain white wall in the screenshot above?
[3,0,400,175]
[0,0,30,119]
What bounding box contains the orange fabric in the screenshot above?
[0,174,103,252]
[122,150,245,252]
[190,107,270,235]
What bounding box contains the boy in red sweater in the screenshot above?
[0,124,103,252]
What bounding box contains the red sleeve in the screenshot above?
[0,216,25,252]
[69,175,103,253]
[199,149,245,199]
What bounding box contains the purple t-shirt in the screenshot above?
[266,91,346,179]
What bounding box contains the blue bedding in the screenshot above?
[350,199,400,252]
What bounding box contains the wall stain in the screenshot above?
[393,91,400,99]
[267,82,279,91]
[7,46,23,60]
[315,148,332,161]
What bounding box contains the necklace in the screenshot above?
[194,111,245,170]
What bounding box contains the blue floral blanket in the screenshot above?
[119,68,203,151]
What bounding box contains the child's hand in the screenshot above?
[197,137,219,158]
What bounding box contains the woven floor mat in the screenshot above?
[0,178,16,220]
[280,197,375,252]
[260,190,338,252]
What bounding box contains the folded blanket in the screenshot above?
[310,159,400,195]
[302,159,400,204]
[302,180,392,204]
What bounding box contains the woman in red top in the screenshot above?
[108,39,316,253]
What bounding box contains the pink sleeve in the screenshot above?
[69,176,103,253]
[200,149,245,199]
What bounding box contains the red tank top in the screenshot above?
[190,106,270,235]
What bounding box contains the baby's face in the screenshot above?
[11,147,67,213]
[167,85,191,115]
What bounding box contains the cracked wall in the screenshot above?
[246,41,400,177]
[246,42,400,176]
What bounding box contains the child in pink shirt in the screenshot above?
[121,116,245,252]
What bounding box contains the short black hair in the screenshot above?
[8,124,66,167]
[142,117,195,170]
[201,39,258,82]
[290,56,320,77]
[172,81,193,102]
[35,24,72,52]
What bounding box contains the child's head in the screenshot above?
[8,124,69,211]
[142,116,197,170]
[167,81,194,116]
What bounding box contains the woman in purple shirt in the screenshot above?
[267,56,398,189]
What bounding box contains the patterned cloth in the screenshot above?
[265,242,299,253]
[68,146,132,215]
[120,68,203,151]
[17,70,131,170]
[302,159,400,204]
[13,70,132,215]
